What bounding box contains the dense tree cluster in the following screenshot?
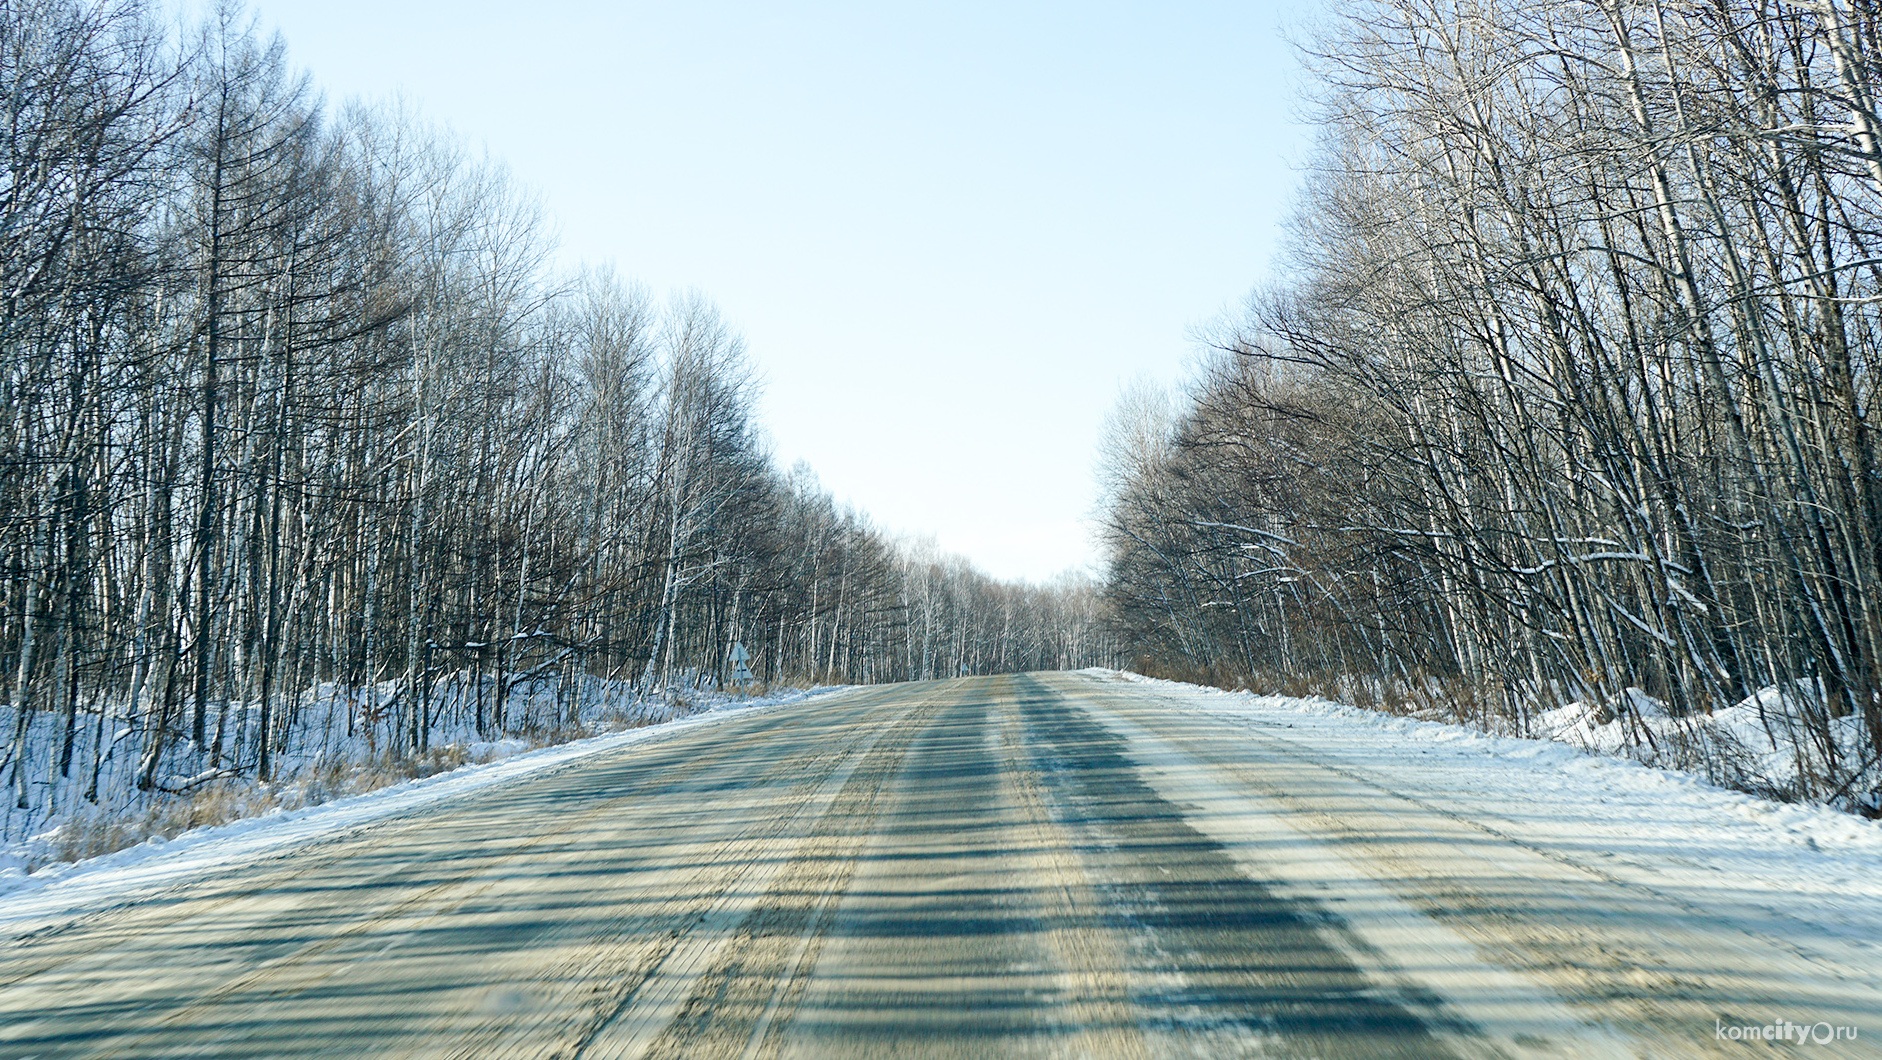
[1102,0,1882,803]
[0,0,1113,825]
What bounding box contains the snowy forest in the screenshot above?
[0,0,1114,847]
[1101,0,1882,811]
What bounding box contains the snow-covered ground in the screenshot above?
[0,683,842,942]
[1091,669,1882,951]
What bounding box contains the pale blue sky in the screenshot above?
[238,0,1318,583]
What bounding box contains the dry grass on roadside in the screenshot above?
[40,742,515,870]
[45,783,278,867]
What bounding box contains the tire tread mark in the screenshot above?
[619,683,952,1060]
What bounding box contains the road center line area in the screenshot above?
[1,673,1876,1059]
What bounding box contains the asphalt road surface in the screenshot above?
[1,673,1874,1059]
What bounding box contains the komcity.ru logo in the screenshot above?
[1716,1019,1860,1045]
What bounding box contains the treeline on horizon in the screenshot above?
[0,0,1114,818]
[1101,0,1882,806]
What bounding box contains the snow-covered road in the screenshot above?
[1083,672,1881,1058]
[0,672,1875,1059]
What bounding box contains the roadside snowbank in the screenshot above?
[1082,668,1882,948]
[0,684,841,941]
[1536,681,1874,808]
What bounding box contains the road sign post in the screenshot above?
[728,642,754,694]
